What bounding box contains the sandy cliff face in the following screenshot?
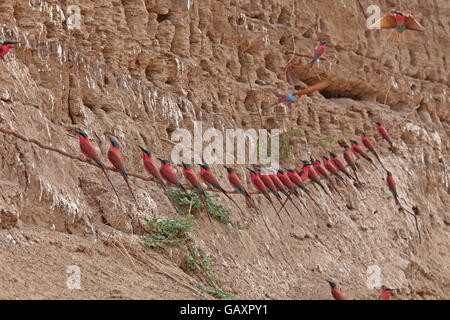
[0,0,448,299]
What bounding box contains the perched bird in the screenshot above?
[276,170,311,217]
[350,139,377,170]
[302,160,332,199]
[255,168,291,219]
[378,287,394,300]
[107,137,138,205]
[247,168,283,223]
[306,41,328,75]
[386,170,400,206]
[224,166,259,212]
[198,164,245,216]
[75,130,121,204]
[285,168,322,210]
[314,159,346,202]
[375,121,394,148]
[322,155,347,186]
[328,151,354,182]
[268,170,303,217]
[158,158,189,195]
[327,280,345,300]
[0,39,20,58]
[370,10,424,43]
[342,145,361,184]
[182,162,212,222]
[361,131,386,169]
[138,146,167,190]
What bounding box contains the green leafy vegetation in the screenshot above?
[167,188,247,230]
[141,216,197,250]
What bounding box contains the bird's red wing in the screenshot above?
[405,14,425,31]
[107,150,124,170]
[295,81,330,98]
[371,12,396,29]
[184,170,200,187]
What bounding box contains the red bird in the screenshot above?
[268,170,304,217]
[342,144,361,184]
[302,161,332,199]
[322,155,347,186]
[158,158,189,195]
[0,39,20,58]
[198,164,244,215]
[328,151,354,182]
[375,121,394,149]
[386,171,400,206]
[285,168,322,210]
[378,287,394,300]
[361,131,386,169]
[350,139,377,169]
[182,162,213,222]
[255,168,290,219]
[107,137,138,205]
[314,159,345,202]
[306,41,328,74]
[75,130,121,204]
[327,280,345,300]
[247,168,283,223]
[138,146,166,190]
[276,170,312,217]
[224,166,259,212]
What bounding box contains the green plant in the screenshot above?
[141,216,197,250]
[167,188,247,230]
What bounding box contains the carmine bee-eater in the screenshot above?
[306,41,328,75]
[271,68,330,108]
[342,144,361,184]
[182,162,213,222]
[277,170,312,217]
[378,287,395,300]
[107,137,138,205]
[322,155,347,186]
[285,168,322,210]
[386,170,422,242]
[327,280,345,300]
[268,170,303,218]
[302,160,333,199]
[361,131,386,170]
[255,168,291,220]
[247,168,284,224]
[386,170,400,206]
[224,166,259,213]
[158,158,189,195]
[0,38,20,58]
[75,130,121,204]
[313,159,345,202]
[350,139,377,170]
[375,121,394,148]
[198,164,245,216]
[370,10,424,43]
[138,146,167,190]
[328,151,354,182]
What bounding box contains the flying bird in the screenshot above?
[75,130,122,205]
[108,137,138,205]
[271,69,329,108]
[370,10,424,43]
